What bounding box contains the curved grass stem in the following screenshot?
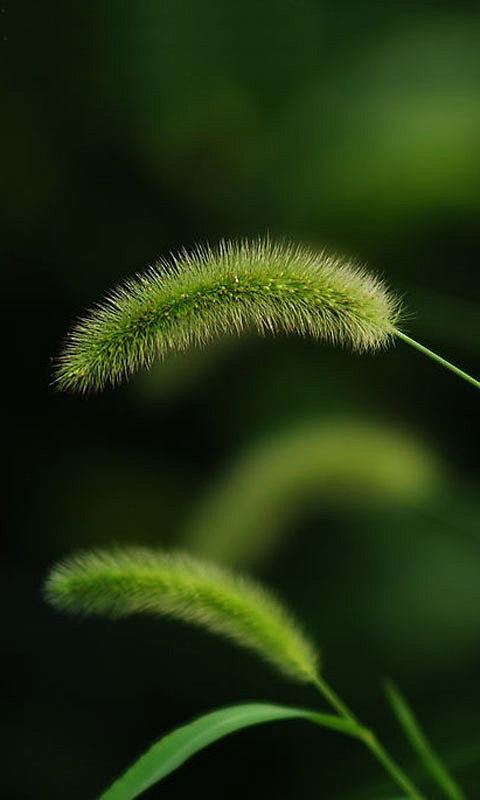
[394,330,480,390]
[313,676,427,800]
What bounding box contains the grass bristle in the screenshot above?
[45,547,320,683]
[54,238,401,392]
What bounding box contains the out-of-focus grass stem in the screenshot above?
[313,676,427,800]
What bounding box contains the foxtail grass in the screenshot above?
[45,546,429,799]
[54,239,401,392]
[54,238,479,392]
[183,419,438,565]
[45,547,319,683]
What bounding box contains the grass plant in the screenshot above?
[46,236,477,799]
[46,546,466,800]
[54,239,479,392]
[45,547,318,683]
[182,418,438,565]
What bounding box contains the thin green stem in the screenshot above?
[367,735,427,800]
[313,676,426,800]
[313,676,358,722]
[394,330,480,390]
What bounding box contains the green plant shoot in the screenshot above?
[54,239,479,392]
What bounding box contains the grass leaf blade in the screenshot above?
[385,681,465,800]
[97,702,366,800]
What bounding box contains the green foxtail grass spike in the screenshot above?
[54,238,401,392]
[183,419,438,566]
[45,547,319,683]
[45,549,426,800]
[53,238,479,392]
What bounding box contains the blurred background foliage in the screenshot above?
[4,1,480,798]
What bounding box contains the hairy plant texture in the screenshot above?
[55,239,400,392]
[45,548,319,683]
[183,419,438,565]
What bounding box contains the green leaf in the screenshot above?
[97,702,367,800]
[385,681,466,800]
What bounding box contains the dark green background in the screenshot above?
[4,1,480,798]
